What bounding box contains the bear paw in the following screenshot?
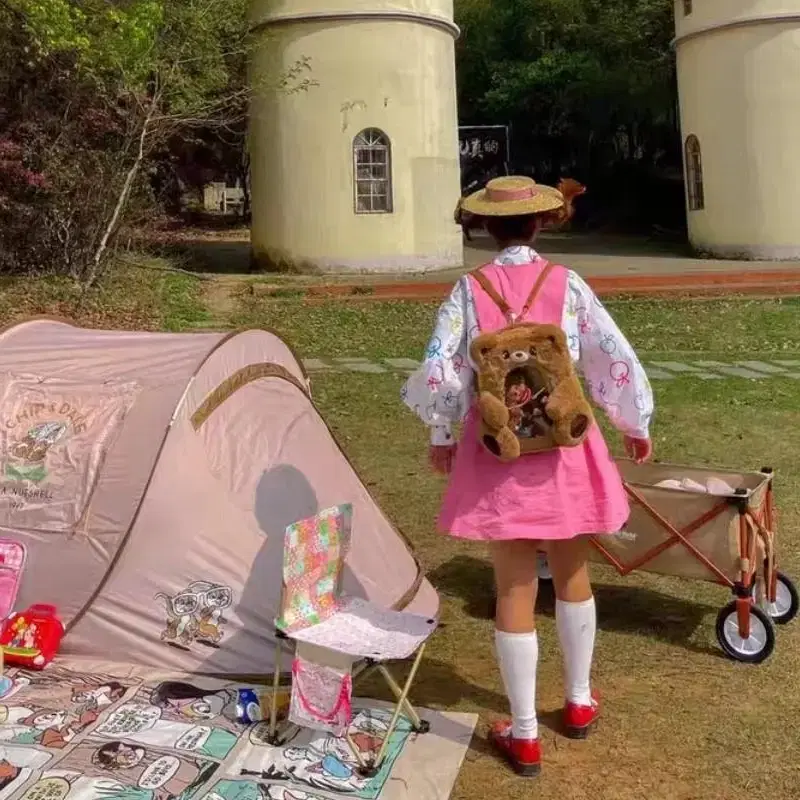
[482,426,521,462]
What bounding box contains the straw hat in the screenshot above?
[460,175,564,217]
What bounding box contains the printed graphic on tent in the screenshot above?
[19,740,217,800]
[154,583,233,650]
[0,319,437,676]
[241,707,413,799]
[0,376,138,529]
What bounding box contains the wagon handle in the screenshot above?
[745,511,775,602]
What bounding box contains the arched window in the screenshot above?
[685,134,704,211]
[683,0,692,15]
[353,128,393,214]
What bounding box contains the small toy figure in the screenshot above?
[0,605,63,670]
[7,618,27,649]
[505,374,551,440]
[21,623,37,650]
[505,375,533,433]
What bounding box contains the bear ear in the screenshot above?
[546,330,566,351]
[470,333,497,367]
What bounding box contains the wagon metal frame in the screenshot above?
[487,462,798,664]
[585,463,797,663]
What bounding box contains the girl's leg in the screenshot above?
[547,536,599,737]
[491,539,540,759]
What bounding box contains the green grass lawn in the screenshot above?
[236,291,800,800]
[0,261,210,332]
[233,294,800,360]
[4,270,800,799]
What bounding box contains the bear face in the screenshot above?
[470,323,570,380]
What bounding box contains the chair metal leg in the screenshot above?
[376,660,424,730]
[267,638,283,745]
[366,644,428,773]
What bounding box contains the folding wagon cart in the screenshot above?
[490,460,798,664]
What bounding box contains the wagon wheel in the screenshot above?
[715,602,775,664]
[753,572,799,626]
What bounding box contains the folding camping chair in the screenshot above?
[266,503,437,776]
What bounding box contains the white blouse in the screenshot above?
[401,245,654,446]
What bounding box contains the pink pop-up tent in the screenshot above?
[0,319,437,676]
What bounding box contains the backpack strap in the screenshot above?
[470,260,555,322]
[469,270,512,318]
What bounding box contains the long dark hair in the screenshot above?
[149,681,210,708]
[92,742,132,770]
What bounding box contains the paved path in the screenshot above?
[193,231,800,300]
[303,357,800,380]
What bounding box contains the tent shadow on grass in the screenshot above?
[428,555,723,659]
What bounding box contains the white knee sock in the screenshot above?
[555,597,596,706]
[494,629,539,740]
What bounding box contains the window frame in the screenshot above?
[352,128,393,215]
[684,134,705,211]
[683,0,692,16]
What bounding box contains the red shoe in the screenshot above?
[563,692,600,739]
[488,720,541,777]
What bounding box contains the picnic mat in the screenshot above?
[0,664,476,800]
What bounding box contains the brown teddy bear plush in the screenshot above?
[469,323,594,462]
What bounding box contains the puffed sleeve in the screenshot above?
[401,277,475,445]
[566,271,654,438]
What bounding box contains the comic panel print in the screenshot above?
[15,738,217,800]
[240,706,413,799]
[206,781,330,800]
[0,670,134,750]
[0,744,53,800]
[92,699,239,763]
[135,682,242,737]
[153,582,233,651]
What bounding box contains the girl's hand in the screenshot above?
[624,436,653,464]
[429,445,457,474]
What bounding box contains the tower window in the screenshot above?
[683,0,692,15]
[353,128,393,214]
[684,135,704,211]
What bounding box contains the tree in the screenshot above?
[454,0,681,231]
[0,0,314,283]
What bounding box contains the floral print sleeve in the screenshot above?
[566,271,654,438]
[401,276,476,445]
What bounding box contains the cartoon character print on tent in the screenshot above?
[154,583,234,651]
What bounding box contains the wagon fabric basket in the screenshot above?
[587,459,798,663]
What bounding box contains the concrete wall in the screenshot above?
[249,0,463,272]
[675,1,800,259]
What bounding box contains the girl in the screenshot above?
[402,176,654,777]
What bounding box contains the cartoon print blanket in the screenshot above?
[0,666,476,800]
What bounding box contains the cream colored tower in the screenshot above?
[675,1,800,259]
[249,0,463,272]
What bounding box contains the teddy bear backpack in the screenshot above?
[468,262,594,462]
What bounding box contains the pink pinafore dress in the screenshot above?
[438,258,630,541]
